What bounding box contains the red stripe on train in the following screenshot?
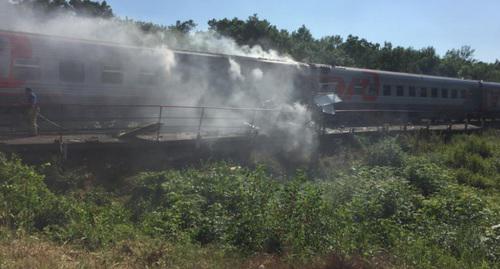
[0,32,31,88]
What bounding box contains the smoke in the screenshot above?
[252,68,264,80]
[0,1,318,158]
[177,31,294,62]
[228,58,244,81]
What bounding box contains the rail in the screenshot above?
[0,103,280,141]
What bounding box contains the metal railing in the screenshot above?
[0,103,279,141]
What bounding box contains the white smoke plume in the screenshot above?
[251,68,264,80]
[0,0,318,158]
[228,58,245,81]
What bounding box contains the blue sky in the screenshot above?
[106,0,500,63]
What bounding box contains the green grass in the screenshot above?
[0,131,500,268]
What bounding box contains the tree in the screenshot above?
[439,46,477,78]
[290,25,316,61]
[314,35,353,66]
[208,15,289,51]
[413,47,440,75]
[339,35,380,68]
[68,0,113,18]
[12,0,113,17]
[168,20,197,34]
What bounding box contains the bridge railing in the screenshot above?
[0,104,280,141]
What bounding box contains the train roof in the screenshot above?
[334,66,500,87]
[0,29,305,67]
[3,29,499,86]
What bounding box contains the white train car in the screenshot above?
[0,30,311,122]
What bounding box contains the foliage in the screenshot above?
[13,0,113,17]
[207,16,500,81]
[0,153,69,231]
[365,138,406,167]
[128,165,333,257]
[1,133,500,267]
[404,156,451,195]
[442,134,500,189]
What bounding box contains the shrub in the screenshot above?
[404,157,451,195]
[0,154,65,231]
[445,135,494,170]
[265,174,334,257]
[128,165,277,250]
[419,184,488,226]
[339,176,421,251]
[365,138,405,167]
[46,201,136,250]
[455,168,496,189]
[37,161,89,194]
[128,165,337,258]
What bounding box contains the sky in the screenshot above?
[106,0,500,63]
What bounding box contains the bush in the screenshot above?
[37,161,89,194]
[440,134,500,190]
[404,157,451,195]
[419,184,489,227]
[127,165,336,258]
[334,170,421,253]
[0,154,65,231]
[1,134,500,268]
[128,165,276,249]
[46,201,136,250]
[365,138,405,167]
[265,174,334,257]
[455,168,496,189]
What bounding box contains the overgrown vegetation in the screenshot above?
[1,132,500,268]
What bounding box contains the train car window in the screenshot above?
[383,85,392,96]
[431,88,438,98]
[441,88,449,98]
[420,87,428,97]
[101,64,123,84]
[13,58,41,81]
[409,86,416,97]
[396,86,404,96]
[451,89,458,99]
[460,90,467,98]
[59,61,85,83]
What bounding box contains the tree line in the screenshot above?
[12,0,500,82]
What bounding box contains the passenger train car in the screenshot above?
[318,66,500,125]
[0,30,311,108]
[1,29,500,129]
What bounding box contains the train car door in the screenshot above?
[466,84,483,115]
[486,89,500,113]
[0,35,10,82]
[0,35,14,107]
[482,83,500,117]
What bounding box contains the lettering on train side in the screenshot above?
[319,71,380,101]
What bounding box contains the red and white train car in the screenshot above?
[318,66,500,125]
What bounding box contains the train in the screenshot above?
[1,29,500,130]
[317,66,500,126]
